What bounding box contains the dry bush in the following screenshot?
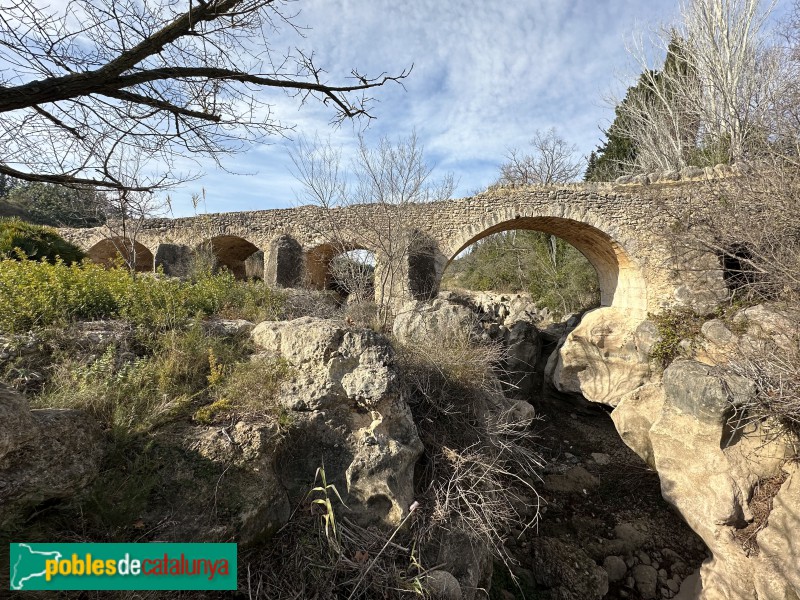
[242,508,425,600]
[727,334,800,438]
[396,334,544,564]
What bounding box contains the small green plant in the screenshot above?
[0,217,84,263]
[309,464,347,545]
[195,357,293,425]
[193,398,234,425]
[648,308,705,368]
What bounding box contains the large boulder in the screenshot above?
[552,307,652,406]
[0,386,104,528]
[499,321,542,398]
[392,299,478,345]
[754,462,800,599]
[627,360,797,600]
[252,317,423,528]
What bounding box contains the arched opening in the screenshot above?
[200,236,262,280]
[306,243,376,302]
[443,230,601,319]
[444,216,646,313]
[86,237,154,272]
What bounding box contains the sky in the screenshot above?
[162,0,695,216]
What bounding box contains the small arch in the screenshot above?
[306,243,376,301]
[86,237,154,272]
[200,235,261,280]
[446,216,646,312]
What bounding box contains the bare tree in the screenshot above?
[497,128,583,186]
[615,0,782,170]
[0,0,409,192]
[493,128,587,283]
[290,132,454,323]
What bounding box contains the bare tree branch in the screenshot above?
[0,0,409,192]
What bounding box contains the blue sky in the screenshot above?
[168,1,684,216]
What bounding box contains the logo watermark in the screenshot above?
[9,543,236,591]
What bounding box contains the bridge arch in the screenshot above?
[200,235,262,280]
[86,237,154,272]
[305,242,376,300]
[444,215,647,312]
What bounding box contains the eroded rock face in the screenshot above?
[612,358,797,600]
[754,462,800,599]
[603,304,800,600]
[0,386,104,528]
[392,299,478,345]
[553,307,652,406]
[252,317,423,528]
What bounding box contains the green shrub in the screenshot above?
[648,308,704,368]
[442,230,600,317]
[34,324,250,430]
[0,217,84,263]
[0,258,285,333]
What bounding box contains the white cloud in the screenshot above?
[152,0,684,214]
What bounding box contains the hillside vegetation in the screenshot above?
[442,230,600,317]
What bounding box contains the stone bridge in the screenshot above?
[59,178,731,315]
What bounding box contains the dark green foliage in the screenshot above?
[585,35,700,181]
[0,217,85,263]
[0,181,108,227]
[442,230,600,317]
[584,116,638,182]
[648,308,704,368]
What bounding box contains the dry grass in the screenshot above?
[242,504,426,599]
[727,334,800,438]
[733,471,789,556]
[396,335,545,567]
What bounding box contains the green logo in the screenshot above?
[9,543,237,591]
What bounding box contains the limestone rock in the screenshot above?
[392,299,477,345]
[252,316,396,410]
[632,564,659,599]
[646,360,793,600]
[754,463,800,599]
[436,530,493,600]
[425,569,463,600]
[499,320,542,398]
[603,555,628,582]
[611,383,665,467]
[662,360,753,426]
[0,391,104,527]
[205,318,255,337]
[614,523,648,551]
[439,290,550,326]
[252,317,423,528]
[188,421,290,545]
[734,304,799,353]
[553,307,651,406]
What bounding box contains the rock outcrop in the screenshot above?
[605,303,800,600]
[252,317,423,527]
[552,307,653,405]
[0,385,104,528]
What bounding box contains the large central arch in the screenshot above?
[445,216,646,313]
